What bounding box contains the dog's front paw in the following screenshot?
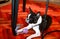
[17,31,23,35]
[16,28,28,35]
[22,28,28,34]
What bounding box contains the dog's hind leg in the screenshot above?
[26,26,41,39]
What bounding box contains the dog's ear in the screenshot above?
[29,7,33,14]
[37,12,40,16]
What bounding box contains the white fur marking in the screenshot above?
[28,14,31,19]
[26,14,31,23]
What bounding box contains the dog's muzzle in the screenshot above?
[26,18,30,23]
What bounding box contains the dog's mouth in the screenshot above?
[26,18,33,23]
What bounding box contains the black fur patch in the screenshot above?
[39,15,52,32]
[28,13,39,23]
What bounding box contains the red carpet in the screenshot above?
[0,1,60,39]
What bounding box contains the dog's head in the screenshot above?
[26,8,41,24]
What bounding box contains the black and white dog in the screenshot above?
[16,8,42,39]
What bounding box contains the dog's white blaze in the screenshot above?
[28,14,31,19]
[26,14,31,23]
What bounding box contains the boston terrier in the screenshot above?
[16,7,42,39]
